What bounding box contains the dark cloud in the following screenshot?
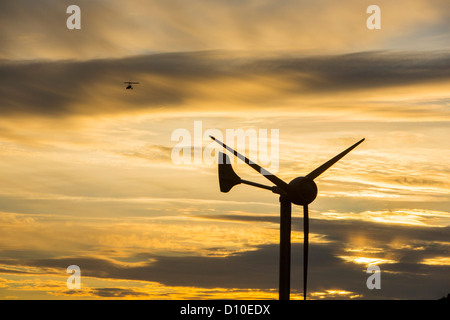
[0,51,448,118]
[260,51,450,92]
[2,216,448,299]
[61,286,149,298]
[0,267,29,275]
[197,213,450,244]
[89,287,149,298]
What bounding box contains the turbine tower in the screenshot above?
[210,135,364,300]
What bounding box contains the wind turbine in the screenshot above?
[210,135,364,300]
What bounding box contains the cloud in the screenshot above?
[0,51,448,119]
[120,144,175,162]
[201,213,450,244]
[88,287,149,298]
[1,215,448,299]
[1,0,449,60]
[276,51,450,92]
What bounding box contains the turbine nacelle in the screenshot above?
[218,155,318,205]
[287,176,317,206]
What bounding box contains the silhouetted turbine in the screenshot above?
[210,135,365,300]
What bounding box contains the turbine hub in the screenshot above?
[287,176,318,206]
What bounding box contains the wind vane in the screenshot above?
[210,135,364,300]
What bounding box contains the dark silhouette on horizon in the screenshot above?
[438,293,450,301]
[210,135,365,300]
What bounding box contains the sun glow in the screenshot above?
[421,257,450,266]
[338,256,396,266]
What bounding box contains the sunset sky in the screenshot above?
[0,0,449,299]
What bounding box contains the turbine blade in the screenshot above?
[306,138,365,180]
[303,204,309,301]
[210,136,290,192]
